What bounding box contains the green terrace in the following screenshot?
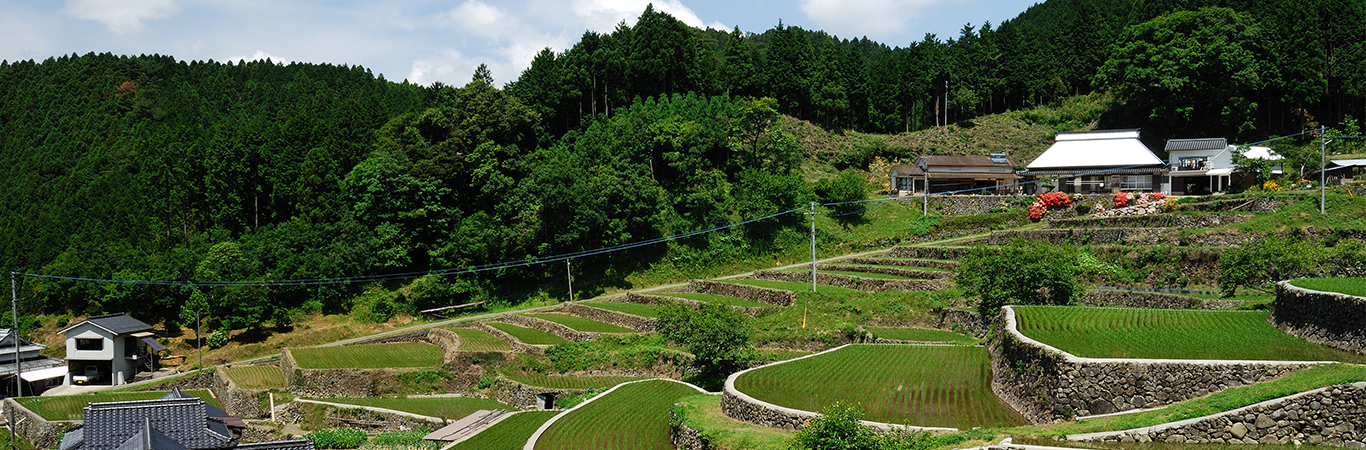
[222,365,287,390]
[450,327,513,352]
[1289,277,1366,297]
[451,410,560,450]
[524,313,635,333]
[662,292,775,308]
[582,301,662,317]
[533,380,702,450]
[869,327,980,344]
[18,390,222,421]
[290,342,444,369]
[489,322,569,345]
[1014,306,1366,363]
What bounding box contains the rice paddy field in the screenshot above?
[663,292,773,308]
[17,390,222,421]
[869,327,978,344]
[734,345,1027,429]
[533,380,703,450]
[1289,277,1366,297]
[308,396,512,420]
[450,327,512,352]
[451,410,560,450]
[728,279,863,295]
[489,322,569,345]
[504,372,644,389]
[222,365,287,389]
[784,269,911,279]
[1014,306,1366,363]
[525,313,634,333]
[290,342,444,369]
[583,301,661,317]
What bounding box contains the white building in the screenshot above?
[59,313,165,386]
[1022,130,1167,193]
[1165,138,1283,194]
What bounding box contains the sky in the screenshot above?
[2,0,1041,87]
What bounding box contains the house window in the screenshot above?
[76,338,103,351]
[1120,175,1153,191]
[1177,156,1208,171]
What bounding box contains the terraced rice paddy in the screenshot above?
[290,342,443,369]
[222,365,287,389]
[525,313,634,333]
[1290,277,1366,297]
[309,396,512,420]
[785,269,910,279]
[505,372,643,389]
[451,410,560,450]
[664,292,773,308]
[489,322,569,345]
[17,390,222,421]
[1014,306,1366,362]
[450,327,512,352]
[734,345,1026,429]
[728,279,863,295]
[533,380,703,450]
[869,327,978,344]
[584,301,660,317]
[839,263,952,272]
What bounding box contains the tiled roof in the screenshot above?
[60,314,154,336]
[1165,138,1227,151]
[81,398,231,450]
[114,419,189,450]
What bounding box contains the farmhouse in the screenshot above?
[888,154,1020,195]
[1165,137,1283,194]
[59,313,166,386]
[1021,129,1167,194]
[59,387,311,450]
[0,328,66,397]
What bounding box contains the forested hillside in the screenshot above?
[1,0,1363,336]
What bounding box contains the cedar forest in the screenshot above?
[1,0,1363,337]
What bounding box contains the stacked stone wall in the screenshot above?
[1049,213,1252,229]
[562,302,657,332]
[842,257,960,270]
[5,398,72,449]
[498,314,595,342]
[750,270,948,292]
[277,401,444,431]
[990,227,1261,247]
[895,195,1113,216]
[720,390,813,430]
[487,377,583,409]
[689,280,796,306]
[937,309,986,337]
[622,292,771,317]
[816,264,954,280]
[991,307,1319,423]
[1078,290,1239,310]
[1274,281,1366,355]
[886,246,970,260]
[671,417,711,450]
[213,367,268,418]
[1074,382,1365,447]
[1175,197,1286,213]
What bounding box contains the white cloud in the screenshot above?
[571,0,709,32]
[449,0,512,39]
[799,0,938,40]
[407,50,476,86]
[222,50,290,65]
[63,0,179,35]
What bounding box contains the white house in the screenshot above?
[1021,130,1168,193]
[0,329,66,396]
[59,313,165,386]
[1165,138,1283,194]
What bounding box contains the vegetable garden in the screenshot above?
[533,380,703,450]
[734,345,1027,429]
[1014,306,1366,362]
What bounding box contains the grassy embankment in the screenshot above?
[582,301,661,317]
[488,322,569,345]
[1014,306,1366,363]
[734,345,1027,429]
[524,313,634,333]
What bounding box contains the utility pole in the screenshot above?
[808,202,817,293]
[1321,125,1328,214]
[566,259,573,302]
[10,272,18,450]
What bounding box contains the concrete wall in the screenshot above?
[750,270,949,292]
[991,306,1321,423]
[1274,281,1366,355]
[689,280,796,307]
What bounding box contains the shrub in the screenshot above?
[957,240,1083,318]
[1027,192,1073,220]
[791,402,878,450]
[205,330,228,349]
[304,428,367,449]
[656,302,754,379]
[1113,191,1131,208]
[1074,204,1092,215]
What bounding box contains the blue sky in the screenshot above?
[2,0,1040,87]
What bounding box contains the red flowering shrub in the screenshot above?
[1028,192,1073,220]
[1113,191,1131,208]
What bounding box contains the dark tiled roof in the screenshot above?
[161,387,229,418]
[1165,138,1227,151]
[86,314,155,335]
[114,419,189,450]
[82,398,231,450]
[59,427,84,450]
[234,441,315,450]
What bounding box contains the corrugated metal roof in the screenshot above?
[1165,138,1227,151]
[1331,159,1366,167]
[1029,130,1163,169]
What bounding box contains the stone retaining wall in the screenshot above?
[689,280,796,307]
[886,246,970,260]
[488,377,583,409]
[622,292,771,317]
[842,257,960,270]
[750,270,949,292]
[1049,213,1253,229]
[991,306,1319,423]
[671,418,710,450]
[720,389,813,430]
[464,322,549,356]
[1078,290,1240,310]
[278,401,445,431]
[938,309,986,337]
[1175,197,1286,213]
[989,228,1148,245]
[5,398,73,449]
[817,264,954,280]
[896,195,1114,216]
[498,314,595,342]
[1074,382,1366,447]
[562,302,657,332]
[281,347,391,397]
[213,367,268,418]
[1274,281,1366,355]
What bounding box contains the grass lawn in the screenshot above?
[222,365,287,389]
[1011,363,1366,438]
[727,279,864,295]
[1289,277,1366,297]
[309,396,512,420]
[525,313,634,333]
[488,322,568,345]
[504,372,643,389]
[672,394,792,450]
[290,342,443,369]
[1014,306,1366,363]
[533,380,703,450]
[735,345,1027,429]
[450,327,512,352]
[451,410,560,450]
[17,390,222,421]
[583,301,661,317]
[869,327,979,344]
[663,292,774,308]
